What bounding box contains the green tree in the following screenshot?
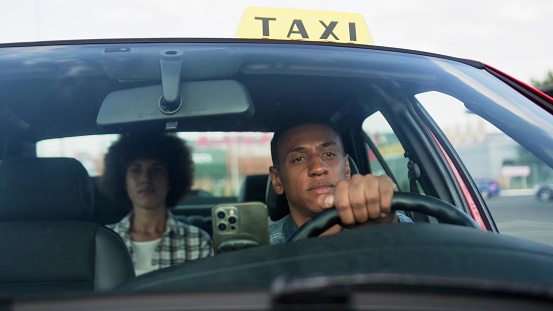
[530,70,553,87]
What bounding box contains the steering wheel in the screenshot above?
[289,192,480,242]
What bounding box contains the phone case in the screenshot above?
[211,202,269,254]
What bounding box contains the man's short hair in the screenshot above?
[100,132,194,210]
[270,119,344,168]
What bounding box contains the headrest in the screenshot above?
[238,174,269,203]
[266,155,359,221]
[0,157,94,221]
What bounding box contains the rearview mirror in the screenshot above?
[97,80,253,131]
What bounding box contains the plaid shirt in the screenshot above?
[108,210,213,271]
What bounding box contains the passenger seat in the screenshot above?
[0,157,135,297]
[90,175,128,225]
[238,174,269,203]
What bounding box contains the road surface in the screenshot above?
[485,195,553,246]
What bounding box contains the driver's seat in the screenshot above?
[266,155,359,221]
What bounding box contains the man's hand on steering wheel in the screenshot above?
[316,174,398,228]
[290,192,480,242]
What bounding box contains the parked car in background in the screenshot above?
[475,179,501,199]
[536,184,553,202]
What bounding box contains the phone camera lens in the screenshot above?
[217,211,226,219]
[217,223,227,231]
[228,216,237,224]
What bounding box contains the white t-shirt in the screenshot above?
[131,238,162,276]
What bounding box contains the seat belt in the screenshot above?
[404,152,427,222]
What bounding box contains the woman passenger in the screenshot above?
[101,132,212,276]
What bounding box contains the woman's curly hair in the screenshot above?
[100,132,194,210]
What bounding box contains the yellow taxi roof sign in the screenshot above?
[236,7,373,45]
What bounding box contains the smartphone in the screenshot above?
[211,202,269,254]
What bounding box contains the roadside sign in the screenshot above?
[236,7,373,44]
[501,166,531,177]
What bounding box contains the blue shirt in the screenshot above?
[269,213,413,245]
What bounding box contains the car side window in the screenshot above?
[417,91,553,246]
[362,112,410,192]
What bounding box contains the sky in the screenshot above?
[0,0,551,84]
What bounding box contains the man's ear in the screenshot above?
[269,166,284,195]
[344,153,351,180]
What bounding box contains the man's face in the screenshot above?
[269,124,351,223]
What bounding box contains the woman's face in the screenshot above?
[125,158,170,211]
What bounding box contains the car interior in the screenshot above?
[1,41,553,309]
[0,157,135,297]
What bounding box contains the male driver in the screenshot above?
[268,121,411,244]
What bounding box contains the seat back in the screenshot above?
[266,155,359,221]
[0,157,134,297]
[238,174,269,203]
[90,176,129,225]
